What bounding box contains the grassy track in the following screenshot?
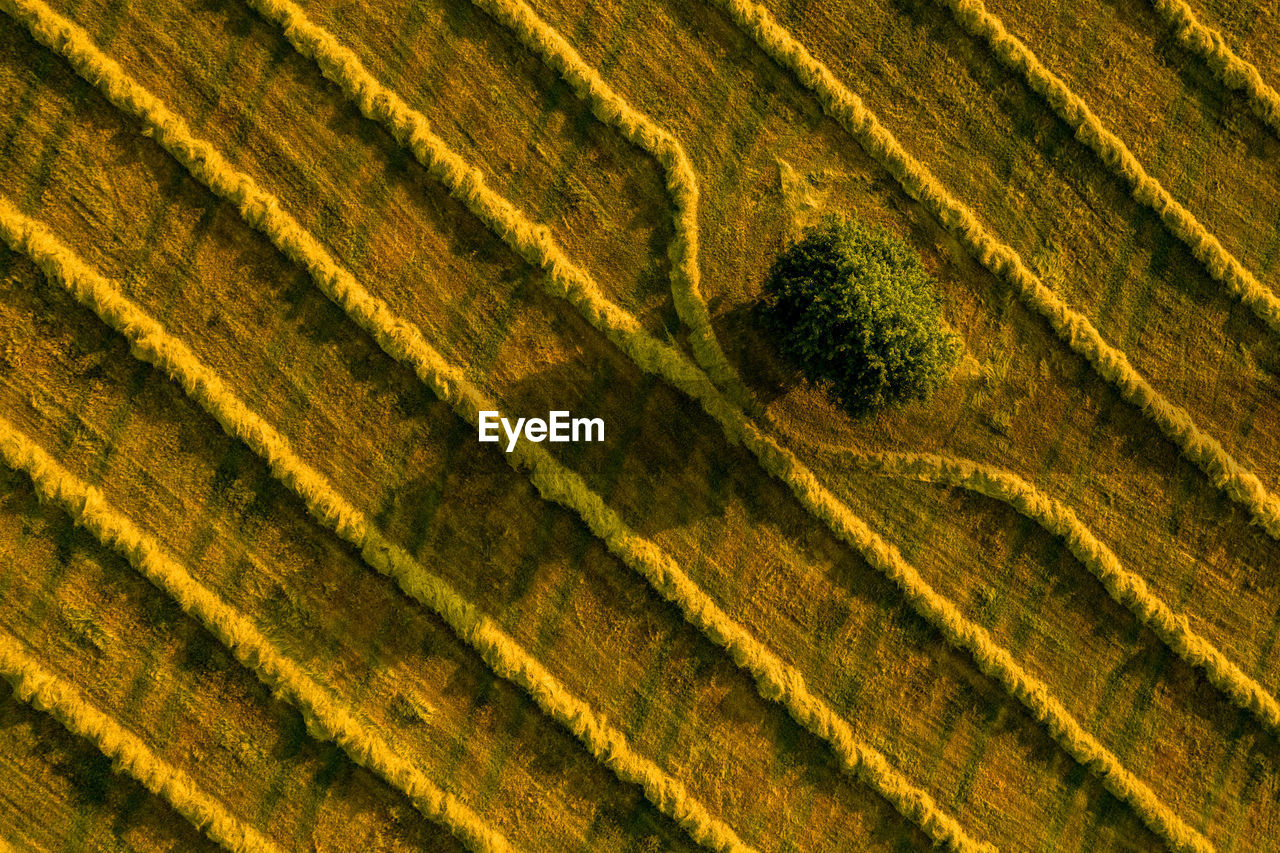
[0,197,753,853]
[0,626,279,853]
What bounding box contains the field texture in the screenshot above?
[0,0,1278,850]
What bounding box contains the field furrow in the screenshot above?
[203,3,1225,850]
[0,237,704,853]
[749,0,1280,495]
[796,441,1280,736]
[0,234,513,851]
[0,425,476,853]
[511,0,1280,847]
[1176,0,1280,121]
[0,6,976,844]
[965,0,1280,289]
[707,0,1280,541]
[468,0,1280,747]
[1149,0,1280,137]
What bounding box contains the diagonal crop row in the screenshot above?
[135,0,1223,849]
[0,285,515,853]
[0,4,993,848]
[0,197,752,853]
[0,597,280,853]
[62,0,1217,849]
[797,438,1280,734]
[466,0,754,410]
[1149,0,1280,138]
[935,0,1280,337]
[706,0,1280,549]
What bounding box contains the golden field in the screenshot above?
[0,0,1278,849]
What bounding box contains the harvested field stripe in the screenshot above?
[707,0,1280,546]
[1148,0,1280,138]
[466,0,754,410]
[0,627,279,853]
[0,198,751,853]
[935,0,1280,337]
[0,358,512,853]
[802,440,1280,735]
[0,7,990,849]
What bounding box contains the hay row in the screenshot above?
[0,3,993,847]
[0,197,751,853]
[937,0,1280,336]
[708,0,1280,549]
[804,440,1280,734]
[1149,0,1280,137]
[467,0,753,409]
[0,625,278,853]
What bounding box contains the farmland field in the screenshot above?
[0,0,1277,850]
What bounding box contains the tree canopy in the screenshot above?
[758,214,961,416]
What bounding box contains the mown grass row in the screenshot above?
[162,2,1235,850]
[0,198,750,853]
[0,2,997,847]
[798,440,1280,733]
[935,0,1280,338]
[0,583,278,853]
[1149,0,1280,137]
[0,246,515,853]
[465,0,752,409]
[706,0,1280,545]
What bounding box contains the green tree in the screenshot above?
[758,214,960,416]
